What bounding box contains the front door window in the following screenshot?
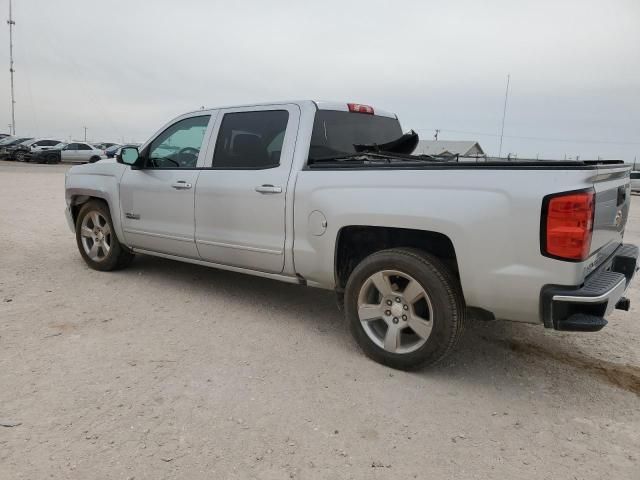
[145,116,210,169]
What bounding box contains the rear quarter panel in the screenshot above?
[293,167,602,324]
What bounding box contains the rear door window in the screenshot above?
[212,110,289,169]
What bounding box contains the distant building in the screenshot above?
[414,140,485,158]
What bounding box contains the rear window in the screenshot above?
[309,110,402,158]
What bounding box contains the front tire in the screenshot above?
[345,248,466,370]
[75,200,134,271]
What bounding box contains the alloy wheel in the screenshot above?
[80,211,112,261]
[357,270,434,354]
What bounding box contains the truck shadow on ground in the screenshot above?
[122,255,640,396]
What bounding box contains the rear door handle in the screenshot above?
[255,184,282,194]
[171,181,192,190]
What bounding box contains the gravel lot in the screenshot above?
[1,160,639,479]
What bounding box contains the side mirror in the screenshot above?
[117,147,139,166]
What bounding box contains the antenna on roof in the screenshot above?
[498,74,510,159]
[7,0,16,135]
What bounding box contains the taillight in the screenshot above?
[542,189,595,261]
[347,103,374,114]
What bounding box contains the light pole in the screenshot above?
[7,0,16,135]
[498,74,510,158]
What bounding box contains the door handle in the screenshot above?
[171,181,192,190]
[255,184,282,194]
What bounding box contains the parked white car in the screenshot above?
[59,142,104,163]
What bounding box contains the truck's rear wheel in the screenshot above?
[75,200,134,271]
[345,248,465,370]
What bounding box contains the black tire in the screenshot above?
[15,151,25,162]
[46,154,60,164]
[345,248,466,370]
[89,156,101,163]
[75,200,134,271]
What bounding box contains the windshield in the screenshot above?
[309,110,403,159]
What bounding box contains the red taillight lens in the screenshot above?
[543,190,595,261]
[347,103,374,114]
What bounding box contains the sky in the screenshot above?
[1,0,639,161]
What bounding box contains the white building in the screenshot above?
[414,140,485,158]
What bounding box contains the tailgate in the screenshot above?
[589,164,632,268]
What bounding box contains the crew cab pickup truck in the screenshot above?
[64,100,638,369]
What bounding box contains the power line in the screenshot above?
[413,127,640,145]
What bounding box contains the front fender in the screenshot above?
[65,162,128,245]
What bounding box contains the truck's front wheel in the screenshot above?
[345,248,465,370]
[75,200,134,271]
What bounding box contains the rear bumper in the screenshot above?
[541,243,638,331]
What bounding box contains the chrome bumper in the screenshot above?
[541,243,638,331]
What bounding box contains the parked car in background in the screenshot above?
[28,142,104,164]
[104,143,140,158]
[0,133,10,140]
[103,144,122,158]
[60,142,104,163]
[11,138,62,162]
[0,137,33,159]
[93,142,119,151]
[28,142,66,164]
[631,171,640,193]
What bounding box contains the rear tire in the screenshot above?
[89,156,101,163]
[75,200,134,271]
[15,151,26,162]
[345,248,466,370]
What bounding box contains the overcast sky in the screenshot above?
[1,0,639,161]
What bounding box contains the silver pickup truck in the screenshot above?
[65,100,638,369]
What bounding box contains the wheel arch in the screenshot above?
[67,189,126,247]
[334,225,460,292]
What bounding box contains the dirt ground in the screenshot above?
[0,160,638,480]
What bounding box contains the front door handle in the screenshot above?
[255,184,282,194]
[171,181,192,190]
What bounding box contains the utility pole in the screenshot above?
[434,129,440,141]
[83,126,87,142]
[7,0,16,135]
[498,74,510,159]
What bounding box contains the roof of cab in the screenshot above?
[184,100,397,119]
